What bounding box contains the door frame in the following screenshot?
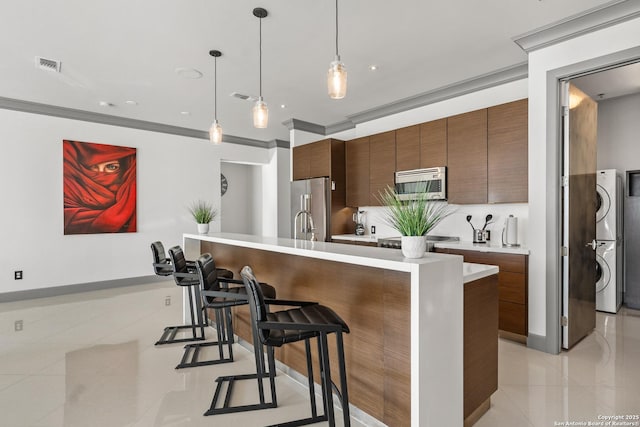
[541,47,640,354]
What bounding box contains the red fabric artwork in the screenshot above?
[63,140,137,234]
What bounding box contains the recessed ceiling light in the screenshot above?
[124,100,138,106]
[175,67,203,79]
[369,65,378,71]
[280,104,286,109]
[180,111,191,116]
[98,101,113,107]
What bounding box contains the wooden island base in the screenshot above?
[195,239,498,427]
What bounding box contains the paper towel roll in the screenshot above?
[505,215,518,246]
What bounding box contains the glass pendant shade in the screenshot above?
[209,119,222,144]
[328,57,347,99]
[253,97,269,128]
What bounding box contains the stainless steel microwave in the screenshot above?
[394,167,447,201]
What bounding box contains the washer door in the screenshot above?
[595,251,610,294]
[596,184,610,223]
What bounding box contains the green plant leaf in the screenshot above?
[378,185,454,236]
[188,200,217,224]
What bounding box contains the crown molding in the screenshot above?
[0,96,274,149]
[346,62,528,125]
[513,0,640,52]
[284,62,528,137]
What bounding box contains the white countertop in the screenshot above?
[332,233,529,255]
[434,240,530,255]
[186,232,498,281]
[331,234,383,243]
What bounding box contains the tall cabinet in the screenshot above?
[447,109,488,205]
[291,138,353,236]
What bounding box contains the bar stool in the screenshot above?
[176,253,277,369]
[151,241,233,280]
[206,265,351,427]
[153,245,206,346]
[150,241,174,277]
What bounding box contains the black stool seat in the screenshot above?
[216,268,234,280]
[264,305,349,346]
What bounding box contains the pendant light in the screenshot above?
[253,7,268,128]
[209,50,223,144]
[328,0,347,99]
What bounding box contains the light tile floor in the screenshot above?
[1,281,639,427]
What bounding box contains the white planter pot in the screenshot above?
[401,235,426,259]
[197,223,210,234]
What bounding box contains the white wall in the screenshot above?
[358,204,528,245]
[0,108,278,294]
[527,16,640,342]
[597,92,640,173]
[220,162,257,234]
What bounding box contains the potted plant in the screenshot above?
[188,200,217,234]
[379,185,454,258]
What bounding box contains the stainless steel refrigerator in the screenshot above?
[625,170,640,309]
[291,177,330,241]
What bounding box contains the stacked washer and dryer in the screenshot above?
[595,169,623,313]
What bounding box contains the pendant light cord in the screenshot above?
[335,0,339,57]
[214,56,218,120]
[259,16,263,98]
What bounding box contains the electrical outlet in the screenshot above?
[371,225,376,234]
[14,320,23,332]
[14,271,23,280]
[165,296,171,306]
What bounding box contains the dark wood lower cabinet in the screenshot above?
[436,248,528,340]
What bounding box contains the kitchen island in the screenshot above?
[183,232,498,427]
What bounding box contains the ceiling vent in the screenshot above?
[35,56,61,73]
[230,92,257,102]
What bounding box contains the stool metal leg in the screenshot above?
[204,314,276,416]
[175,306,235,369]
[155,285,206,345]
[335,331,351,427]
[319,333,336,427]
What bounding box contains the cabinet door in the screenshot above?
[420,118,447,168]
[447,109,487,204]
[346,137,370,207]
[292,144,311,180]
[369,131,396,205]
[488,99,528,203]
[309,139,332,178]
[396,125,420,171]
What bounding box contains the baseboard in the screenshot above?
[526,332,553,353]
[0,275,165,303]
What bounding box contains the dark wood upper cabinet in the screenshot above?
[447,109,488,204]
[346,137,370,207]
[292,143,311,180]
[487,99,528,203]
[309,139,332,179]
[292,139,331,180]
[420,118,447,168]
[395,125,420,171]
[369,131,396,205]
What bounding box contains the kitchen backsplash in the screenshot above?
[355,203,529,246]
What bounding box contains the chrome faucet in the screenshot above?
[294,194,316,241]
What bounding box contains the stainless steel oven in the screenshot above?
[394,167,446,201]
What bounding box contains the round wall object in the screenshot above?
[221,173,228,196]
